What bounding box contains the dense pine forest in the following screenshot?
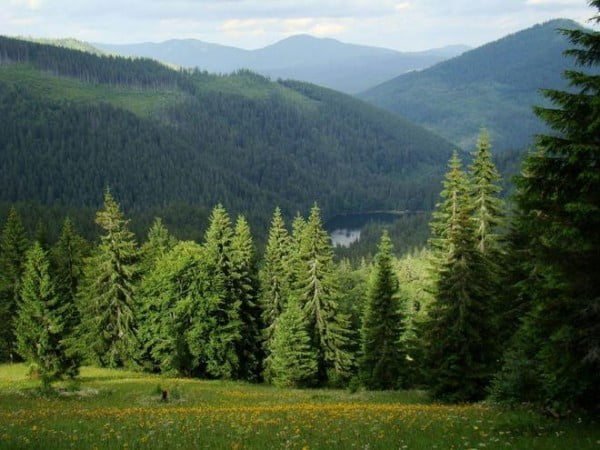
[0,1,598,422]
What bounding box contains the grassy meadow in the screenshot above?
[0,365,598,449]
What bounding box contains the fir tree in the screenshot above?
[200,204,241,379]
[139,217,176,275]
[232,216,262,381]
[494,5,600,411]
[428,152,470,260]
[137,242,214,376]
[269,299,318,388]
[359,231,405,390]
[425,184,496,402]
[259,207,291,379]
[50,218,88,377]
[16,243,76,386]
[76,191,139,367]
[293,204,353,383]
[0,208,29,362]
[469,130,504,254]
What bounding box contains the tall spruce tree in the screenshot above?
[359,231,405,390]
[493,5,600,411]
[260,207,291,379]
[269,299,318,388]
[293,204,353,383]
[232,216,262,380]
[50,218,88,377]
[428,152,470,260]
[76,191,139,367]
[425,155,496,402]
[16,243,76,386]
[200,204,242,379]
[0,208,29,362]
[469,130,504,254]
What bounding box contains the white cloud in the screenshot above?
[0,0,597,51]
[394,2,411,12]
[9,0,42,9]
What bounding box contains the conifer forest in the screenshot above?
[0,1,599,449]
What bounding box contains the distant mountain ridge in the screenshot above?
[360,19,585,152]
[95,35,470,93]
[0,35,454,241]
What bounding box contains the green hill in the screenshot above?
[0,36,453,242]
[360,19,583,152]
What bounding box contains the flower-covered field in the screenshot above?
[0,365,597,449]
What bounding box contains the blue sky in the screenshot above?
[2,0,597,51]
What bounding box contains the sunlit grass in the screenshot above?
[0,64,188,117]
[0,364,598,449]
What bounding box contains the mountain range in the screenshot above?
[95,35,470,94]
[0,35,452,241]
[360,19,582,153]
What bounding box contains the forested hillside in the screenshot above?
[360,19,582,152]
[0,36,453,242]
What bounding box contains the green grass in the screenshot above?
[196,71,319,110]
[0,64,188,117]
[0,365,598,449]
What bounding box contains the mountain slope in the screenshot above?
[0,36,454,241]
[96,35,469,94]
[360,19,583,152]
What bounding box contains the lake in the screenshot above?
[325,212,407,247]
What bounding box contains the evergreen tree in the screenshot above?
[16,243,76,386]
[293,204,353,383]
[469,130,504,254]
[50,218,88,376]
[269,299,318,388]
[0,208,29,362]
[232,216,262,380]
[200,204,242,379]
[359,231,405,390]
[76,191,139,367]
[137,242,215,376]
[139,217,176,275]
[428,152,470,260]
[259,207,291,378]
[493,5,600,411]
[425,183,496,402]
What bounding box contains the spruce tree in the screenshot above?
[200,204,242,379]
[428,152,470,260]
[359,231,405,390]
[293,204,353,383]
[232,215,262,381]
[139,217,176,275]
[269,299,318,388]
[16,243,75,386]
[425,181,496,402]
[494,5,600,411]
[137,242,214,376]
[76,191,139,367]
[0,208,29,362]
[259,207,291,379]
[50,218,88,377]
[469,130,504,254]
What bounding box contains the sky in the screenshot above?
[1,0,597,51]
